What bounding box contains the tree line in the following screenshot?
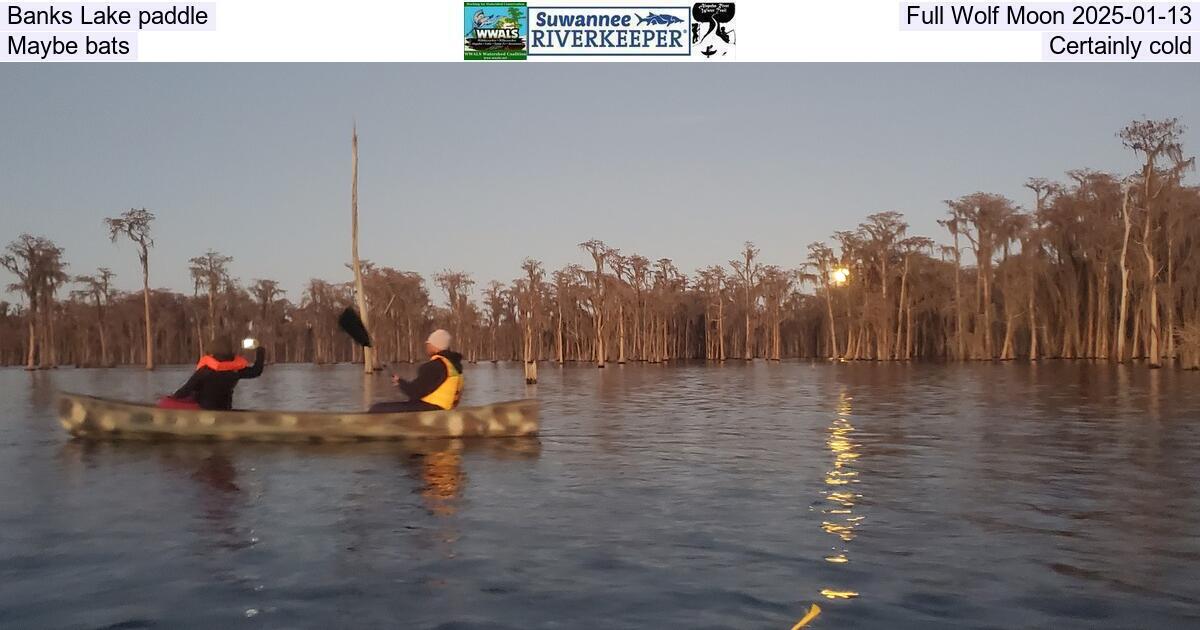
[3,118,1199,371]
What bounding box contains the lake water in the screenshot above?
[2,361,1199,629]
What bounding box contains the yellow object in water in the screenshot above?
[820,589,859,599]
[790,603,822,629]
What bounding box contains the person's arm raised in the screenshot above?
[238,346,267,379]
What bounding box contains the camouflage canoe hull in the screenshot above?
[56,392,540,441]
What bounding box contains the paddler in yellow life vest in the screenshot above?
[369,329,464,413]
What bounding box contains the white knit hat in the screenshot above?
[426,329,451,351]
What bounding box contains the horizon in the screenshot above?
[2,63,1198,306]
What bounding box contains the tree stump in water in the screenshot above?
[524,360,537,384]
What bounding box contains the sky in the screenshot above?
[1,63,1198,305]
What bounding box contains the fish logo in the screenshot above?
[636,12,685,25]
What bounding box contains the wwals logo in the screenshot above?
[465,2,528,60]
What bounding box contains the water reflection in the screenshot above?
[57,436,542,553]
[404,438,543,514]
[191,453,240,494]
[89,442,255,551]
[819,388,861,600]
[403,442,466,517]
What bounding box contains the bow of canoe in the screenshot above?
[56,392,539,442]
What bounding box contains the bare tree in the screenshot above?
[804,242,841,359]
[579,239,611,367]
[860,211,907,359]
[759,265,794,360]
[349,124,375,373]
[937,217,966,359]
[610,252,631,364]
[895,236,934,360]
[2,235,65,369]
[74,268,117,366]
[251,279,284,361]
[434,270,475,344]
[551,265,581,365]
[105,208,156,369]
[1119,118,1195,367]
[944,194,1021,359]
[730,241,762,360]
[1024,178,1059,361]
[696,265,729,360]
[189,249,233,346]
[625,255,652,360]
[482,280,509,362]
[516,259,544,382]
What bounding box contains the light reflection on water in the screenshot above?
[2,361,1200,629]
[818,389,861,602]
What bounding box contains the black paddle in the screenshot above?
[338,307,372,347]
[340,308,403,382]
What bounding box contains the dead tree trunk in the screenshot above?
[351,125,375,373]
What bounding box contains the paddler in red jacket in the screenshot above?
[164,335,266,410]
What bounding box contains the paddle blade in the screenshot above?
[338,307,372,347]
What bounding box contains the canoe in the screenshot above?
[56,392,539,441]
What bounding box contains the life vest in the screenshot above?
[196,355,249,372]
[420,354,464,410]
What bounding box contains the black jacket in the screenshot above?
[172,347,266,410]
[397,351,463,401]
